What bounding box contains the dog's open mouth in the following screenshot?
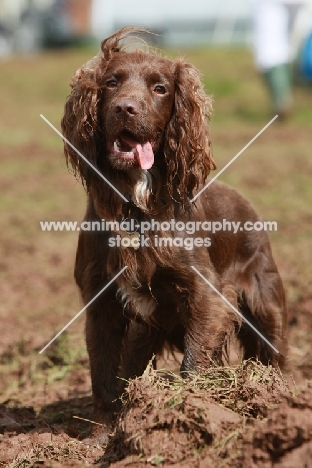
[109,133,154,170]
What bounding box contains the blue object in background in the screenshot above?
[301,32,312,80]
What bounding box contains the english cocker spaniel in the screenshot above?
[61,26,287,426]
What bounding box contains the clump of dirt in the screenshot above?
[2,359,312,467]
[243,384,312,468]
[99,360,307,467]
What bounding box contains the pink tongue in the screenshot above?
[135,142,154,170]
[121,136,154,170]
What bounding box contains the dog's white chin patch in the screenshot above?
[111,137,154,170]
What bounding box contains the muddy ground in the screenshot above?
[0,46,311,467]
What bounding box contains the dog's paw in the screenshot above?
[81,419,115,447]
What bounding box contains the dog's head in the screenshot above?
[102,49,175,172]
[61,26,215,213]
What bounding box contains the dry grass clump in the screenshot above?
[164,359,291,418]
[99,360,292,467]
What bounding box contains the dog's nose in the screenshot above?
[115,100,139,117]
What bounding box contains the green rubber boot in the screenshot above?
[263,63,293,119]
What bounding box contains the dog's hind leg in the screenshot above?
[235,244,287,368]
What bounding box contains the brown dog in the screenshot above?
[61,26,287,425]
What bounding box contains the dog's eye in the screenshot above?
[154,85,166,95]
[106,79,118,88]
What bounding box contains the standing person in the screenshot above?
[252,0,306,118]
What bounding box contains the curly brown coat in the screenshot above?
[61,26,287,426]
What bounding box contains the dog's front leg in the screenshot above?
[180,271,237,374]
[85,295,127,425]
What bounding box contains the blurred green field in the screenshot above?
[0,44,311,405]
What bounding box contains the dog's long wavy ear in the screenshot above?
[61,55,104,189]
[165,59,215,206]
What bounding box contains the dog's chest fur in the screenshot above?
[117,279,157,319]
